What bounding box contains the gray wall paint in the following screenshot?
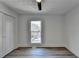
[65,5,79,57]
[18,15,64,47]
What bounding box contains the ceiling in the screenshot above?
[0,0,79,15]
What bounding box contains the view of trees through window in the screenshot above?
[31,21,41,43]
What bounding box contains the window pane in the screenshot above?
[31,21,41,43]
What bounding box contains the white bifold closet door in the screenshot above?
[2,14,14,56]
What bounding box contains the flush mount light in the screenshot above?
[36,0,41,3]
[36,0,42,10]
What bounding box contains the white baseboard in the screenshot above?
[65,46,79,58]
[17,44,64,47]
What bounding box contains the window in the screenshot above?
[31,21,41,44]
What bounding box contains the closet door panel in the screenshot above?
[5,17,14,52]
[0,13,3,57]
[2,14,6,56]
[2,14,14,56]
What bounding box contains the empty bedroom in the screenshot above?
[0,0,79,58]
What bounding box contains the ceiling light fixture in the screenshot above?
[36,0,41,3]
[36,0,42,10]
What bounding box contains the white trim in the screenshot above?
[17,44,64,47]
[65,46,79,57]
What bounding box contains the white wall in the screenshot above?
[18,15,64,47]
[65,5,79,57]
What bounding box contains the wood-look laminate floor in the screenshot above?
[4,47,77,58]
